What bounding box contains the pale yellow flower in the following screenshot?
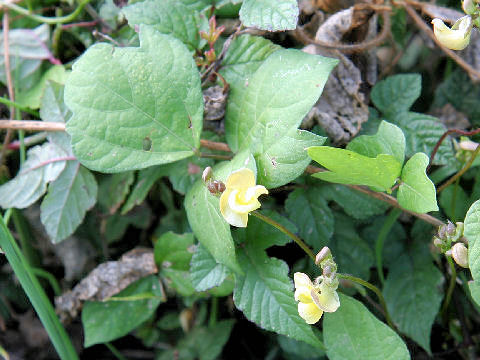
[294,272,340,324]
[219,168,268,227]
[431,16,472,50]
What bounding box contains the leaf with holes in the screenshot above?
[397,153,438,213]
[239,0,299,31]
[0,143,68,209]
[40,161,97,243]
[65,26,202,173]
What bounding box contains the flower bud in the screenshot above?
[459,139,479,151]
[207,180,226,195]
[315,246,332,265]
[202,166,213,184]
[433,237,444,248]
[451,242,469,268]
[446,221,456,236]
[463,0,477,15]
[438,224,447,240]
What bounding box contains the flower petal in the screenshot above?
[311,285,340,313]
[298,302,323,324]
[432,17,471,50]
[244,185,268,202]
[225,168,256,189]
[294,272,313,289]
[221,203,249,227]
[295,285,313,303]
[228,189,261,214]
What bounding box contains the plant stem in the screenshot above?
[105,343,127,360]
[251,211,316,261]
[0,120,65,132]
[337,273,395,329]
[11,209,40,268]
[0,216,78,360]
[437,145,480,193]
[0,97,39,117]
[0,0,93,25]
[441,256,457,316]
[32,268,62,297]
[209,296,218,327]
[375,208,401,286]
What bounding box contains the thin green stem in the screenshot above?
[441,256,457,316]
[375,208,401,286]
[438,145,480,193]
[2,208,12,226]
[0,0,93,24]
[32,268,62,296]
[105,343,127,360]
[251,211,316,261]
[209,296,218,327]
[0,96,39,117]
[11,209,40,268]
[337,273,395,330]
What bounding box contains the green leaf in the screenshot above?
[347,121,405,164]
[65,26,203,173]
[154,232,195,271]
[190,243,231,292]
[397,153,438,213]
[234,245,323,348]
[226,49,336,188]
[0,24,52,90]
[82,275,165,347]
[468,280,480,307]
[322,184,388,221]
[40,161,97,243]
[464,200,480,282]
[122,0,206,50]
[323,294,410,360]
[307,147,402,192]
[121,166,168,214]
[383,243,443,353]
[168,157,214,195]
[329,213,374,280]
[239,0,299,31]
[370,73,421,117]
[98,172,135,213]
[184,151,255,274]
[278,334,325,359]
[285,188,333,249]
[0,143,67,209]
[220,34,281,86]
[392,112,453,165]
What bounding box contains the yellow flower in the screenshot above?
[431,16,472,50]
[219,168,268,227]
[294,272,340,324]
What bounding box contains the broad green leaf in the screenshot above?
[0,24,53,90]
[347,121,405,164]
[121,166,168,214]
[392,112,453,165]
[184,151,255,274]
[82,275,165,347]
[397,153,438,213]
[285,188,333,250]
[324,294,410,360]
[97,172,135,213]
[65,26,203,172]
[322,184,388,221]
[154,232,195,271]
[17,66,67,109]
[330,213,374,280]
[162,268,196,296]
[168,157,214,195]
[278,334,325,359]
[0,143,67,209]
[383,243,443,353]
[190,243,231,292]
[234,246,323,348]
[439,185,470,222]
[307,147,402,192]
[469,281,480,307]
[105,205,151,243]
[220,34,281,86]
[178,0,213,11]
[370,73,421,117]
[464,200,480,282]
[226,49,336,188]
[40,161,97,243]
[239,0,298,31]
[122,0,206,50]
